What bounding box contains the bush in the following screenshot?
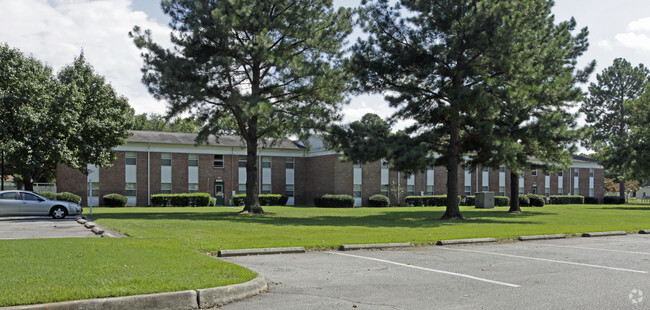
[526,194,545,207]
[151,193,212,207]
[209,198,216,207]
[39,191,57,200]
[314,194,355,208]
[549,195,584,205]
[56,192,81,204]
[584,196,600,204]
[604,196,626,204]
[518,194,530,207]
[464,196,475,206]
[103,194,128,207]
[495,196,510,207]
[232,194,288,206]
[368,194,390,207]
[405,195,460,207]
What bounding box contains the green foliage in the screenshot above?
[39,191,57,200]
[56,192,81,204]
[526,194,546,207]
[519,195,531,207]
[130,0,353,213]
[232,194,288,207]
[584,197,600,204]
[132,113,203,134]
[464,196,475,207]
[604,196,626,204]
[582,58,650,197]
[495,196,510,207]
[549,195,584,205]
[151,193,212,207]
[368,194,390,207]
[103,194,128,208]
[314,194,355,208]
[405,196,460,207]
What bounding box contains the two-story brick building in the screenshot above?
[56,131,605,207]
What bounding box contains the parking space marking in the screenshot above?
[330,252,521,288]
[440,247,647,274]
[533,243,650,255]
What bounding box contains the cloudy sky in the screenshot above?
[1,0,649,126]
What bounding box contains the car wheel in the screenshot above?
[51,206,67,219]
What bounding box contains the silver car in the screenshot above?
[0,190,83,219]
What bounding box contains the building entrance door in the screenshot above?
[214,180,225,206]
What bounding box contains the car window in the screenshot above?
[0,193,13,199]
[22,193,40,201]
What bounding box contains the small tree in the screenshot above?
[389,180,406,207]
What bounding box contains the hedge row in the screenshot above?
[233,194,289,206]
[56,192,82,204]
[39,191,57,200]
[405,195,461,207]
[463,196,510,206]
[103,194,128,207]
[314,194,355,208]
[368,194,390,207]
[151,193,212,207]
[604,196,626,204]
[549,195,584,205]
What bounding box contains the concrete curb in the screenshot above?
[83,222,96,229]
[196,275,268,308]
[339,243,411,251]
[639,229,650,234]
[436,238,496,245]
[517,234,566,241]
[77,217,115,238]
[582,231,627,237]
[3,275,267,310]
[218,247,306,257]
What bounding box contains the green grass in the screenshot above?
[3,203,650,307]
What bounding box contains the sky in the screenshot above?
[1,0,649,129]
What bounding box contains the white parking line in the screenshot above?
[330,252,521,288]
[440,247,647,274]
[534,243,650,255]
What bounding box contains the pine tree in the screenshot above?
[582,58,649,199]
[131,0,352,213]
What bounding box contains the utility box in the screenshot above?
[475,192,495,209]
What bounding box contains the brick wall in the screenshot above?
[271,156,286,195]
[362,161,381,206]
[101,151,125,199]
[172,153,188,194]
[136,152,149,206]
[55,164,87,205]
[294,157,310,205]
[594,168,605,202]
[149,152,161,195]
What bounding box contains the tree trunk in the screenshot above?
[508,170,521,213]
[24,179,34,192]
[441,123,464,220]
[241,137,264,214]
[619,179,626,200]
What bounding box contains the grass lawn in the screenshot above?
[3,203,650,307]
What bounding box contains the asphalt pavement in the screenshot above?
[222,234,650,310]
[0,216,98,239]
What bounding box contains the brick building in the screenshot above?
[56,131,605,207]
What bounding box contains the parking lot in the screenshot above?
[223,235,650,309]
[0,216,97,239]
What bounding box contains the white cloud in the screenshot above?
[597,39,613,50]
[615,17,650,52]
[628,17,650,32]
[0,0,172,114]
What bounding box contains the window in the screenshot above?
[354,163,362,169]
[213,155,224,168]
[558,187,563,195]
[381,185,389,197]
[285,157,294,169]
[589,168,594,178]
[532,184,537,194]
[22,193,39,201]
[381,159,389,169]
[499,166,506,173]
[465,167,471,173]
[499,186,506,196]
[262,184,271,194]
[531,169,537,176]
[161,183,172,194]
[286,185,294,197]
[574,186,579,196]
[238,157,247,168]
[519,187,524,194]
[238,184,246,194]
[161,153,172,166]
[125,183,137,196]
[589,188,594,197]
[465,186,471,196]
[125,152,136,165]
[558,171,563,177]
[188,154,198,167]
[574,169,579,177]
[426,185,434,195]
[353,184,362,197]
[88,182,100,197]
[482,167,489,172]
[482,186,488,192]
[545,187,550,197]
[188,183,198,193]
[407,185,415,196]
[262,157,271,168]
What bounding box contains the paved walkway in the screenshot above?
[0,216,97,239]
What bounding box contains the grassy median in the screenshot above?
[3,203,650,306]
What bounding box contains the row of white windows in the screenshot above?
[124,152,296,169]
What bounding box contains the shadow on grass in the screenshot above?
[92,209,548,228]
[587,206,650,211]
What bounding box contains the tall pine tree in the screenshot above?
[131,0,352,213]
